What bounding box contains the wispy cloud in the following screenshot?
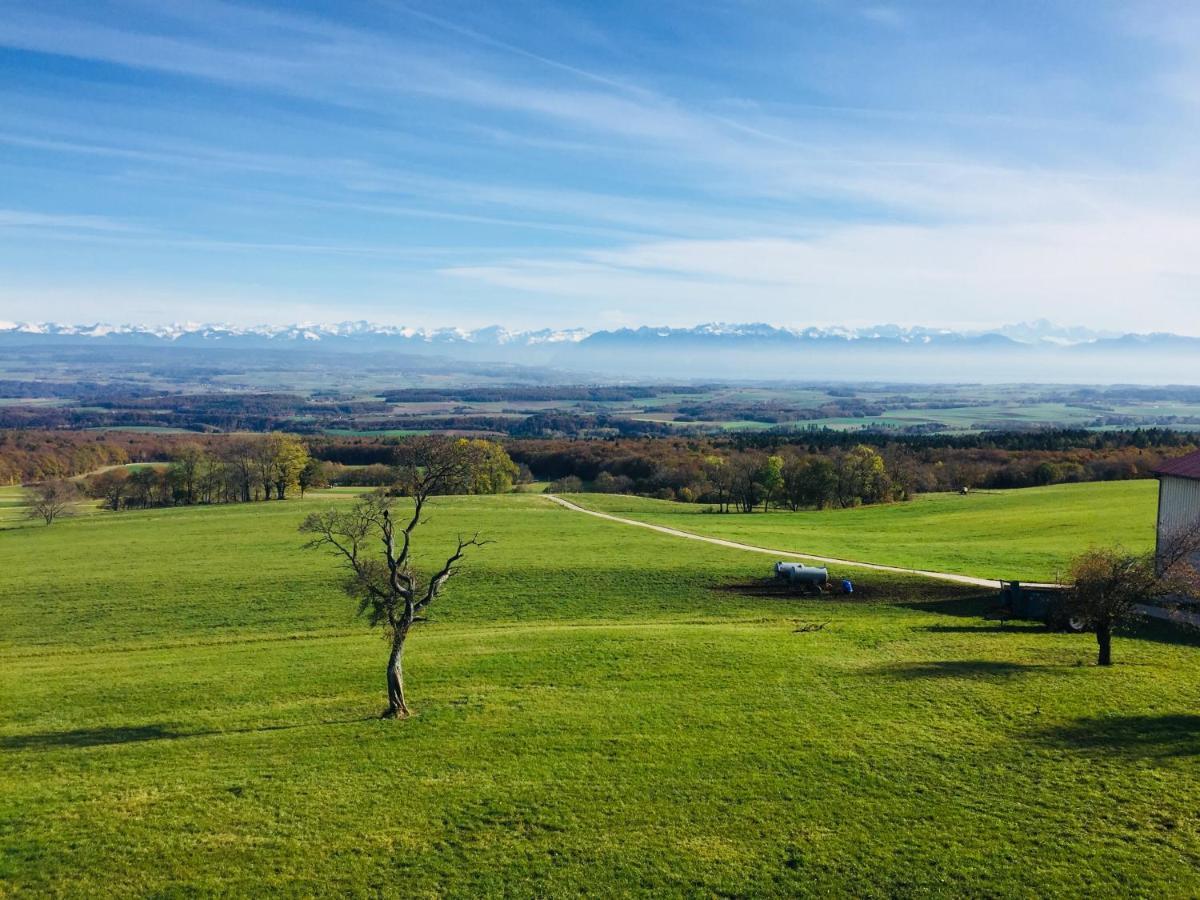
[1,1,1198,330]
[860,6,907,29]
[443,211,1200,330]
[0,209,138,232]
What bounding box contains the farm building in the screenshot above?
[1155,450,1200,567]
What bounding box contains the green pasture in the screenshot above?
[0,485,27,524]
[2,488,1198,896]
[566,480,1158,583]
[82,425,201,434]
[0,398,72,407]
[322,427,434,437]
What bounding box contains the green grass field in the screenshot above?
[568,481,1158,583]
[2,487,1198,896]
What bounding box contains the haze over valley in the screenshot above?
[4,318,1199,382]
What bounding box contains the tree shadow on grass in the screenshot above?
[900,592,1000,619]
[1,724,179,749]
[1126,617,1200,650]
[1,716,376,751]
[867,659,1055,679]
[919,623,1046,634]
[717,580,985,606]
[903,596,1200,649]
[1031,715,1200,758]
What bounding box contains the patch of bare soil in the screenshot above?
[715,578,985,604]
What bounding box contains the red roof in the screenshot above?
[1156,449,1200,480]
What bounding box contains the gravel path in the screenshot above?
[545,494,1024,589]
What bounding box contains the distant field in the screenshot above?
[0,397,72,407]
[10,372,1200,434]
[0,485,26,524]
[0,483,108,525]
[2,489,1197,894]
[321,427,433,437]
[82,426,201,434]
[568,480,1159,582]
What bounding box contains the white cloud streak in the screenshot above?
[2,1,1200,331]
[444,212,1200,330]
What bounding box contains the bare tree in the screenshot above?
[703,456,734,513]
[1156,519,1200,582]
[24,479,81,525]
[222,437,257,503]
[1156,519,1200,628]
[301,437,491,718]
[170,443,205,505]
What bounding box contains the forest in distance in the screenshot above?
[8,382,1200,435]
[3,426,1194,512]
[8,340,1200,437]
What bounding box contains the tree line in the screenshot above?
[522,434,1192,510]
[547,444,900,511]
[5,428,1195,507]
[12,434,520,519]
[84,434,315,510]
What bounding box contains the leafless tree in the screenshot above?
[1156,518,1200,582]
[24,479,81,525]
[221,437,257,503]
[170,443,205,505]
[1156,519,1200,628]
[301,438,491,718]
[703,456,735,513]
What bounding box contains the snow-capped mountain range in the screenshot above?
[0,318,1143,347]
[2,318,1196,381]
[0,320,592,346]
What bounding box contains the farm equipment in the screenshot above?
[990,581,1085,632]
[774,562,830,594]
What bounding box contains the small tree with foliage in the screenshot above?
[835,445,891,508]
[1065,542,1199,666]
[298,458,330,498]
[760,455,784,512]
[455,439,519,494]
[267,433,310,499]
[549,475,583,493]
[25,479,80,525]
[87,468,130,511]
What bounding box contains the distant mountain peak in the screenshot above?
[2,319,1198,382]
[0,319,1177,348]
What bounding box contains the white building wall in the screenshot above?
[1157,474,1200,555]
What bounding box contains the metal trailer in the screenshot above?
[994,581,1085,632]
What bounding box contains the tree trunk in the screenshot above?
[384,635,411,718]
[1096,622,1112,666]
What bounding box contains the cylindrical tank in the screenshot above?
[774,561,829,585]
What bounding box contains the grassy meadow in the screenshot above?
[2,486,1199,896]
[569,480,1159,583]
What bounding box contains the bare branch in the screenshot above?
[300,454,492,718]
[415,533,493,612]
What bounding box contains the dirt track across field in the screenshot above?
[544,494,1026,589]
[544,495,1200,626]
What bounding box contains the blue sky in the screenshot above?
[1,0,1198,331]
